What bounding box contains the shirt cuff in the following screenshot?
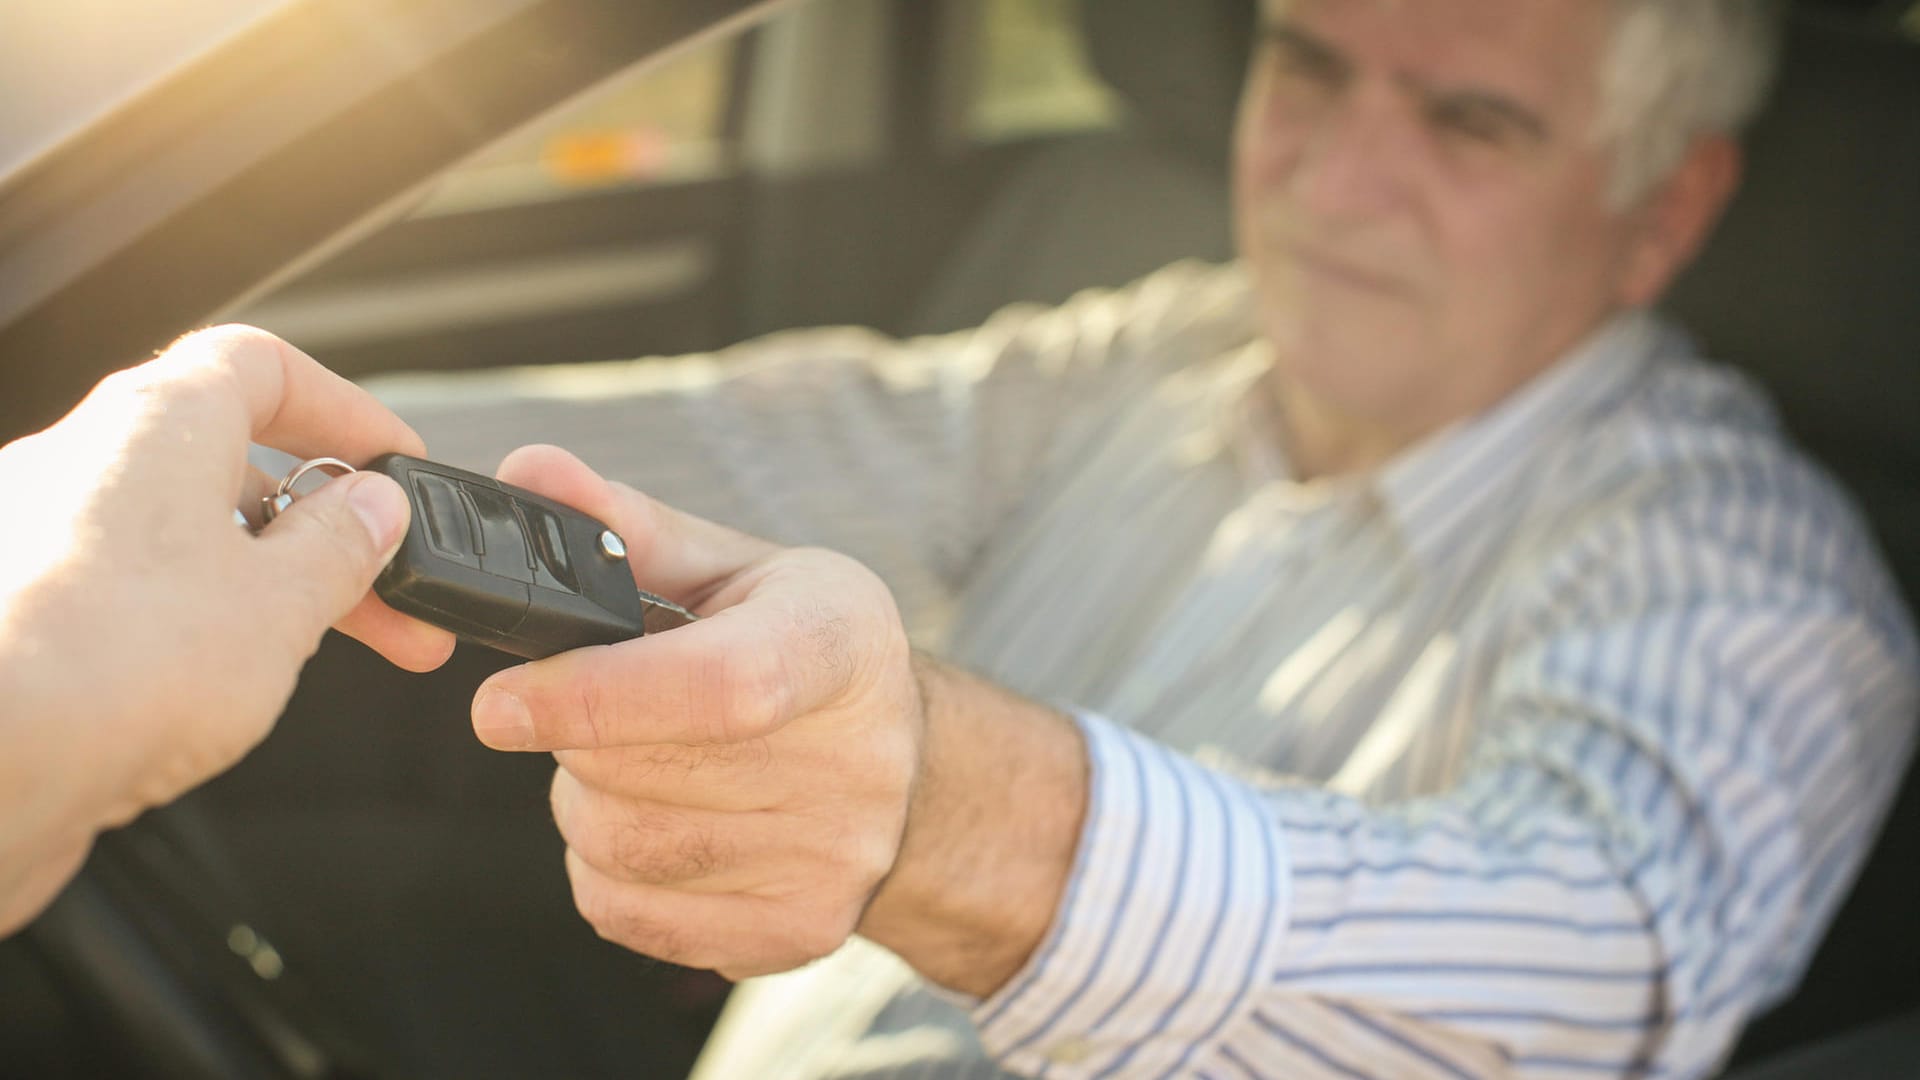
[971,710,1291,1076]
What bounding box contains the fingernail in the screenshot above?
[347,474,408,554]
[474,689,535,750]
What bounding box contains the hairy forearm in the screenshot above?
[857,653,1091,998]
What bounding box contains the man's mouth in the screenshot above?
[1281,244,1412,297]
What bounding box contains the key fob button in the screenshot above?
[521,504,581,595]
[465,484,535,585]
[412,474,480,567]
[598,531,627,561]
[367,453,692,659]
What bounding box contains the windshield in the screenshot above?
[0,0,297,176]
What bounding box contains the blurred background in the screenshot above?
[2,1,1917,1078]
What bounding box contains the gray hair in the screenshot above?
[1597,0,1789,206]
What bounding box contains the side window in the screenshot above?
[233,30,758,376]
[964,0,1120,144]
[407,37,741,218]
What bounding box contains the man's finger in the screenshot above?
[472,602,831,751]
[332,592,458,673]
[563,849,848,977]
[495,443,776,606]
[166,325,428,466]
[255,472,456,670]
[234,456,454,670]
[249,472,411,656]
[551,740,786,812]
[551,768,743,889]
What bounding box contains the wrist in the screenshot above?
[859,655,1090,997]
[0,579,141,841]
[0,599,100,860]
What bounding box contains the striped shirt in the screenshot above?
[373,261,1919,1080]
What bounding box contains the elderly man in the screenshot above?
[366,0,1915,1076]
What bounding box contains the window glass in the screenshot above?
[966,0,1120,143]
[409,38,738,218]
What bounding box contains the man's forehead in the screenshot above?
[1262,0,1611,110]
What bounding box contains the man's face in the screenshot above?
[1235,0,1682,437]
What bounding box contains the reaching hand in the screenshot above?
[471,444,926,980]
[0,325,455,933]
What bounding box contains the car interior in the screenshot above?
[0,0,1916,1077]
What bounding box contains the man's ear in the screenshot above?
[1617,135,1743,309]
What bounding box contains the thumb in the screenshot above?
[495,444,776,605]
[252,471,410,639]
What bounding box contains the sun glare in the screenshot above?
[0,0,296,176]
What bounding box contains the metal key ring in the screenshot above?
[260,457,358,524]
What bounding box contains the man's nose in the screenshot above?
[1285,91,1409,223]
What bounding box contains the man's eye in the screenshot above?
[1263,37,1345,87]
[1428,103,1517,147]
[1275,52,1340,85]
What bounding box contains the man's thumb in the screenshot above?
[254,472,410,632]
[494,443,775,603]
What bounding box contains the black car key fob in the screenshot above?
[362,453,694,659]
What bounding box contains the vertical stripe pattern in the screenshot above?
[375,261,1919,1080]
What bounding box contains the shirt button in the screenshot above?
[1047,1038,1096,1065]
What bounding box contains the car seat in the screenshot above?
[902,0,1254,334]
[1664,7,1920,1067]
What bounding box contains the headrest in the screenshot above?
[1664,11,1920,604]
[1077,0,1257,163]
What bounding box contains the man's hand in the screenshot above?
[0,325,455,934]
[472,445,925,979]
[475,446,1092,995]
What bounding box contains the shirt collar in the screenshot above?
[1371,309,1668,572]
[1230,309,1672,570]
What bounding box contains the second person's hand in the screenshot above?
[0,325,456,933]
[469,444,926,980]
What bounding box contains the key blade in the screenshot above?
[639,591,698,634]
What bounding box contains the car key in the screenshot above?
[257,453,695,659]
